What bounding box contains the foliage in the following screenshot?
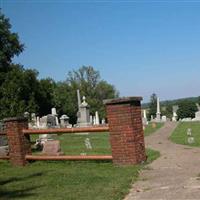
[177,100,198,119]
[148,93,157,119]
[0,11,24,84]
[0,65,40,119]
[170,122,200,147]
[161,101,173,118]
[53,82,78,124]
[37,78,55,116]
[54,66,119,123]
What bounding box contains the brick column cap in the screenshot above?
[103,96,143,105]
[3,117,28,123]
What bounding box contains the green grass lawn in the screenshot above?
[144,123,164,137]
[170,122,200,147]
[0,148,159,200]
[0,124,162,200]
[30,123,164,155]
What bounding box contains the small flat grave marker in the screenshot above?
[187,128,192,136]
[188,137,195,144]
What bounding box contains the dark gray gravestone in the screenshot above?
[47,115,56,128]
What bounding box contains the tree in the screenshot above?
[177,100,198,119]
[53,82,78,124]
[36,78,55,116]
[0,11,24,72]
[0,65,39,119]
[56,66,119,123]
[148,93,157,119]
[161,101,173,119]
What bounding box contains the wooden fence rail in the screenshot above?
[23,126,109,135]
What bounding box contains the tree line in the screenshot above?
[147,93,200,120]
[0,11,118,124]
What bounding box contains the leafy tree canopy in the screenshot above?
[53,66,119,123]
[148,93,157,119]
[0,11,24,70]
[177,100,198,119]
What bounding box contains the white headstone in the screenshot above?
[101,118,106,125]
[194,111,200,121]
[36,116,40,128]
[161,115,167,122]
[95,111,100,125]
[93,116,96,125]
[90,115,93,124]
[77,96,90,127]
[188,137,194,144]
[156,97,161,121]
[51,108,57,116]
[85,138,92,149]
[143,109,147,119]
[187,128,192,136]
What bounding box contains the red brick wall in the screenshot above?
[4,117,31,166]
[104,97,146,165]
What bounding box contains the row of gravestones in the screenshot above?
[28,94,106,129]
[142,98,200,125]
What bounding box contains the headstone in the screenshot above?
[55,116,59,126]
[77,96,90,127]
[51,108,57,116]
[188,137,194,144]
[31,113,37,125]
[142,109,148,125]
[156,97,161,122]
[60,114,69,128]
[161,115,167,122]
[193,111,200,121]
[40,116,48,128]
[42,140,63,156]
[93,116,96,125]
[172,105,179,121]
[47,115,56,128]
[24,111,29,119]
[90,115,93,125]
[187,128,192,136]
[95,111,100,125]
[85,138,92,149]
[36,116,40,128]
[101,118,106,125]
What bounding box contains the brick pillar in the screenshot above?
[104,97,146,166]
[4,117,31,166]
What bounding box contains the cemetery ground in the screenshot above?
[170,122,200,147]
[0,123,161,200]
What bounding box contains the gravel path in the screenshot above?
[125,122,200,200]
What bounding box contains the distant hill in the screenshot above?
[142,96,200,109]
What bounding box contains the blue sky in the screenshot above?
[1,1,200,102]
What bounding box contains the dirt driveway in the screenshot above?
[125,122,200,200]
